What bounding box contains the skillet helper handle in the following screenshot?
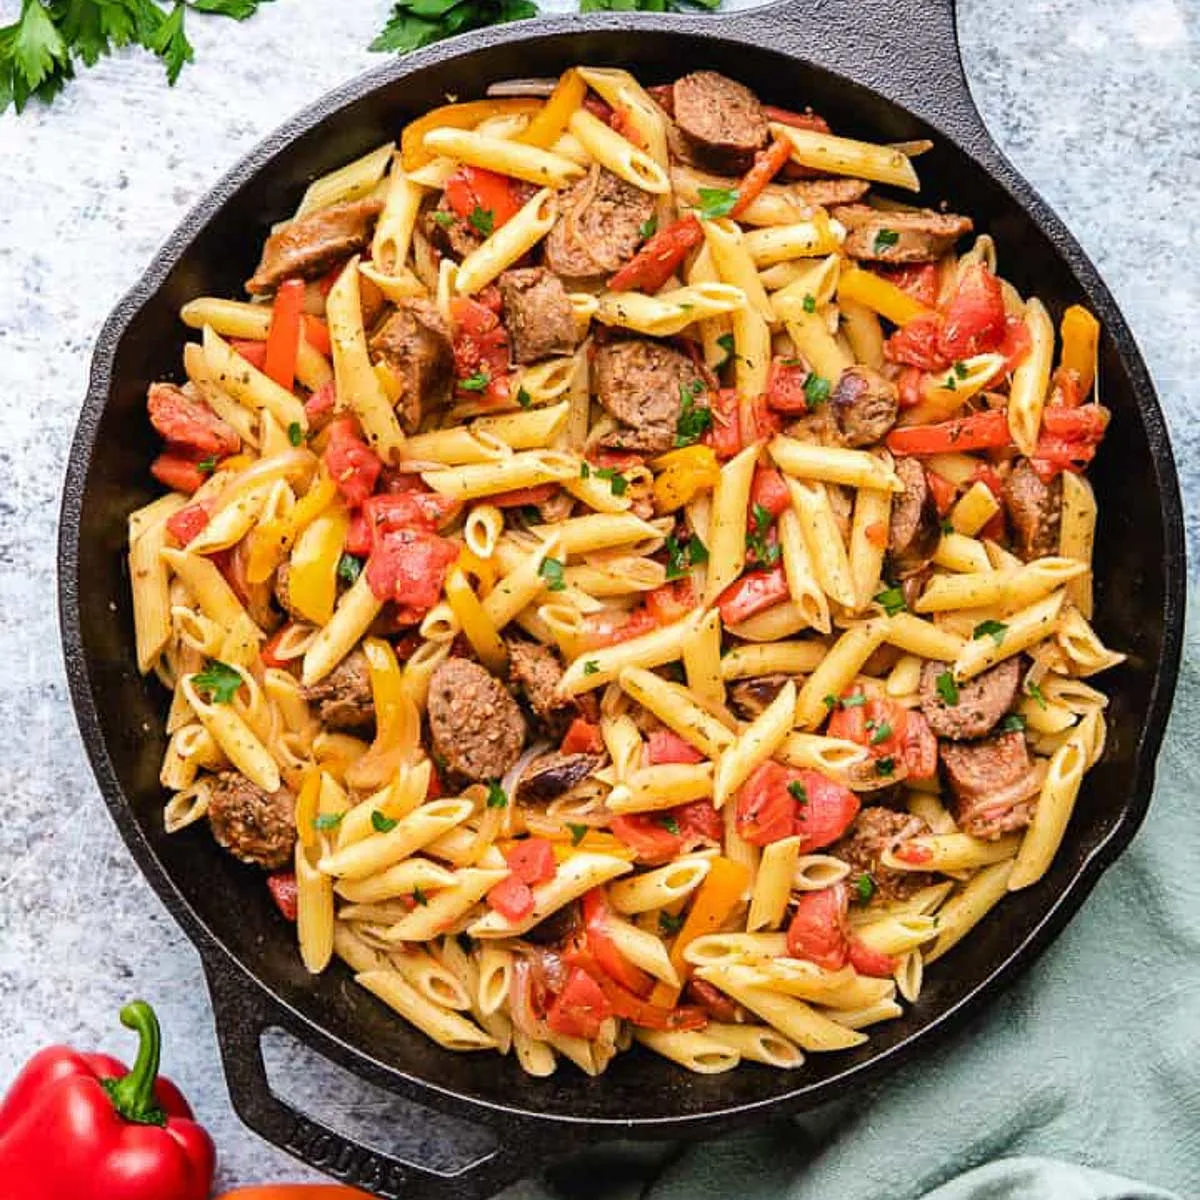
[203,967,529,1200]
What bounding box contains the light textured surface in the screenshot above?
[0,0,1196,1195]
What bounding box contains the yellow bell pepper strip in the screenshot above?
[1059,304,1099,397]
[651,855,751,1006]
[651,444,720,513]
[455,545,498,594]
[519,68,587,149]
[400,98,543,171]
[293,767,322,850]
[285,505,349,625]
[344,637,416,791]
[838,265,935,327]
[444,566,508,674]
[245,472,338,584]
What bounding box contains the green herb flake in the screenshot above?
[803,373,831,408]
[370,0,537,57]
[314,812,344,831]
[716,331,737,367]
[468,205,495,237]
[1026,680,1048,710]
[873,585,907,617]
[675,386,713,447]
[411,886,429,906]
[659,815,681,835]
[746,502,781,568]
[538,557,566,591]
[196,456,217,475]
[486,780,508,809]
[194,659,243,704]
[823,693,839,711]
[658,910,685,935]
[516,386,532,409]
[954,360,969,379]
[595,466,629,496]
[941,517,956,535]
[432,209,456,228]
[802,293,817,314]
[876,756,896,777]
[583,659,600,676]
[288,421,304,446]
[568,822,589,846]
[869,720,894,746]
[459,370,490,392]
[841,693,867,709]
[973,619,1009,646]
[371,810,399,833]
[788,780,808,805]
[694,186,739,220]
[666,533,708,580]
[337,553,363,585]
[579,461,590,479]
[856,873,876,903]
[999,713,1027,733]
[873,228,900,253]
[935,670,959,706]
[639,215,658,240]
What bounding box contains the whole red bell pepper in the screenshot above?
[0,1000,215,1200]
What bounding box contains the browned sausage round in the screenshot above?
[889,456,940,576]
[543,167,654,283]
[830,807,932,903]
[832,366,899,447]
[919,657,1021,740]
[302,649,376,734]
[246,198,383,294]
[208,772,297,870]
[517,752,601,803]
[498,267,581,364]
[940,732,1042,839]
[368,298,455,433]
[831,204,974,265]
[428,657,527,782]
[592,338,704,454]
[673,71,768,174]
[1004,458,1063,560]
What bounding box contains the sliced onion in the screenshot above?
[502,739,552,803]
[509,958,550,1039]
[486,78,558,98]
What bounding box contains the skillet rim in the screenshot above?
[58,9,1186,1142]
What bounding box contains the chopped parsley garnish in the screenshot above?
[486,781,508,809]
[746,502,781,568]
[659,815,681,835]
[868,720,893,746]
[954,360,969,379]
[873,228,900,252]
[371,811,399,833]
[579,461,590,479]
[999,713,1027,733]
[665,532,709,580]
[193,659,243,704]
[595,466,628,496]
[196,456,217,475]
[876,756,896,777]
[459,370,490,392]
[788,780,808,805]
[694,186,739,220]
[823,694,839,711]
[1026,680,1048,710]
[568,822,589,846]
[314,812,344,831]
[716,331,737,367]
[337,553,363,585]
[802,293,817,314]
[538,557,566,591]
[516,386,532,409]
[856,874,876,903]
[583,659,600,675]
[639,215,658,240]
[804,373,831,408]
[675,385,712,447]
[873,585,907,617]
[841,692,867,709]
[935,670,959,706]
[973,619,1009,645]
[941,517,956,535]
[945,374,957,392]
[432,210,456,227]
[411,886,429,906]
[659,910,686,935]
[468,206,495,237]
[288,421,304,446]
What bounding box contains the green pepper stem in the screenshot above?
[103,1000,167,1126]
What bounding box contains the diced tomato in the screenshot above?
[765,357,812,415]
[148,386,240,458]
[579,607,659,651]
[151,451,208,495]
[260,623,296,669]
[848,938,897,978]
[305,379,337,421]
[608,214,703,294]
[885,313,950,372]
[1031,405,1110,480]
[301,313,332,357]
[828,692,906,762]
[716,566,789,626]
[886,408,1013,457]
[786,884,849,970]
[877,263,939,309]
[582,888,653,994]
[645,579,696,626]
[379,468,433,495]
[266,871,299,922]
[165,501,211,546]
[487,874,535,921]
[735,762,797,846]
[865,520,888,549]
[363,491,460,536]
[937,265,1006,360]
[546,967,613,1039]
[705,387,742,459]
[750,467,791,519]
[610,813,684,864]
[231,339,268,369]
[1048,365,1084,409]
[893,840,934,865]
[263,278,306,390]
[505,838,556,886]
[745,392,783,444]
[324,418,382,508]
[674,798,723,844]
[425,763,443,799]
[761,105,830,133]
[344,510,372,557]
[365,527,459,612]
[903,709,938,781]
[791,769,860,852]
[450,294,512,406]
[444,165,524,229]
[488,483,559,510]
[998,315,1032,373]
[561,717,604,756]
[647,730,704,765]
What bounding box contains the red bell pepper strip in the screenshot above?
[608,214,704,294]
[262,278,307,390]
[561,717,604,755]
[230,339,268,370]
[885,408,1013,456]
[150,452,209,496]
[749,466,791,519]
[301,313,332,357]
[546,967,613,1040]
[647,729,705,765]
[267,870,299,921]
[165,501,212,546]
[924,468,958,516]
[729,137,792,218]
[644,579,696,626]
[582,888,653,995]
[564,943,706,1031]
[761,105,830,132]
[0,1001,215,1200]
[148,385,240,458]
[716,566,790,626]
[444,165,524,230]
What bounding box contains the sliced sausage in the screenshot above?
[246,198,383,295]
[302,649,375,733]
[1004,458,1062,560]
[368,298,455,433]
[543,166,654,284]
[889,456,940,576]
[592,338,703,454]
[507,638,577,738]
[831,366,898,447]
[832,204,974,265]
[147,382,241,458]
[831,807,932,904]
[428,657,527,782]
[517,752,601,803]
[208,772,296,870]
[919,657,1021,741]
[673,71,768,174]
[498,267,581,364]
[940,732,1044,839]
[423,196,485,262]
[728,675,791,721]
[784,405,846,449]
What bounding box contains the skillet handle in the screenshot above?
[722,0,992,151]
[203,965,530,1200]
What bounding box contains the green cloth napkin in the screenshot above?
[515,606,1200,1200]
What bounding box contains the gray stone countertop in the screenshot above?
[0,0,1196,1192]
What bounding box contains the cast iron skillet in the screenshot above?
[59,1,1185,1196]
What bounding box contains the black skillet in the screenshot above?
[58,1,1186,1196]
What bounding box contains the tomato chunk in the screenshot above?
[561,717,604,755]
[324,418,382,508]
[165,501,211,546]
[645,579,696,626]
[505,838,556,886]
[734,762,797,846]
[582,888,653,994]
[716,567,789,626]
[790,769,860,852]
[363,491,460,537]
[611,814,684,864]
[151,452,209,495]
[546,967,612,1039]
[444,165,524,230]
[765,358,811,415]
[938,264,1006,361]
[750,466,791,519]
[365,528,459,616]
[487,874,535,922]
[885,313,949,372]
[785,884,849,970]
[848,938,897,978]
[647,730,704,765]
[609,214,703,293]
[267,871,299,922]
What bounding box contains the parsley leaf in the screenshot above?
[538,556,566,591]
[459,370,490,392]
[147,3,192,87]
[659,910,685,935]
[940,517,956,535]
[876,756,896,777]
[973,619,1008,645]
[823,694,839,711]
[954,360,969,379]
[411,886,428,906]
[194,659,242,704]
[659,815,681,835]
[802,293,817,314]
[594,466,628,496]
[568,822,589,846]
[288,421,304,446]
[873,228,900,253]
[715,331,737,368]
[873,585,907,617]
[665,533,708,580]
[999,713,1026,733]
[486,780,508,808]
[583,659,600,675]
[674,386,712,447]
[841,693,867,709]
[432,209,456,228]
[579,461,590,480]
[314,812,344,831]
[371,810,399,833]
[804,373,831,408]
[468,205,495,237]
[196,456,217,475]
[746,502,781,568]
[869,720,893,746]
[935,670,959,706]
[788,780,808,805]
[1026,680,1048,710]
[694,186,739,220]
[639,215,658,240]
[516,386,532,408]
[337,553,363,585]
[370,0,537,55]
[856,873,876,903]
